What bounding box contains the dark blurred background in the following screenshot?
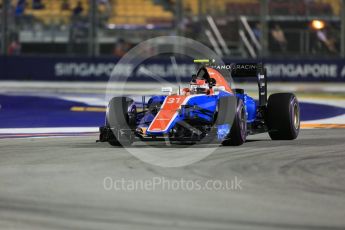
[0,0,345,81]
[1,0,344,57]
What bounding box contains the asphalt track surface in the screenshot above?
[1,129,345,230]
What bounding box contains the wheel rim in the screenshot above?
[293,101,300,130]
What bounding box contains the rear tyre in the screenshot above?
[266,93,300,140]
[106,97,136,146]
[222,98,247,146]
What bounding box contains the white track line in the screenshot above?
[0,127,98,134]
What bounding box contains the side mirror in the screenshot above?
[213,86,225,95]
[161,87,173,95]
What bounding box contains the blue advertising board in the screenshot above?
[1,56,345,82]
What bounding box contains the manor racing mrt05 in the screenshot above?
[99,63,300,146]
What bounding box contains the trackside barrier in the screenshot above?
[0,56,345,82]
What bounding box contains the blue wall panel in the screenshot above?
[0,56,345,82]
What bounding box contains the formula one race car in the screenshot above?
[99,63,300,146]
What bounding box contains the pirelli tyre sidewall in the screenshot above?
[106,97,136,146]
[267,93,300,140]
[222,98,247,146]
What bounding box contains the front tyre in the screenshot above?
[266,93,300,140]
[222,98,247,146]
[105,97,136,146]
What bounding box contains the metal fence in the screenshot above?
[1,0,345,58]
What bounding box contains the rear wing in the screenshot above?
[231,63,267,107]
